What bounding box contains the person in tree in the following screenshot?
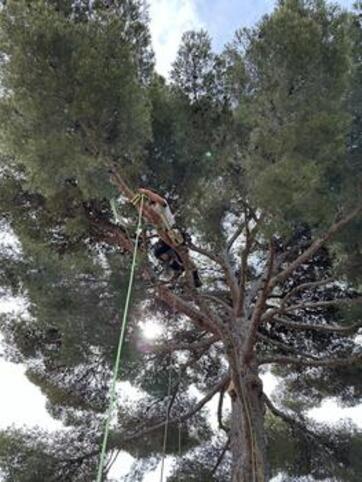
[136,188,182,241]
[132,187,202,287]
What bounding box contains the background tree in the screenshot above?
[0,1,361,481]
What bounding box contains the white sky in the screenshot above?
[0,1,361,480]
[0,359,64,432]
[148,0,203,78]
[147,0,357,78]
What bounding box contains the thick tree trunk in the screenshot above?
[229,362,269,481]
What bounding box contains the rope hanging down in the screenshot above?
[160,365,173,482]
[159,297,182,482]
[96,195,145,482]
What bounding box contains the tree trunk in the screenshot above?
[229,367,269,482]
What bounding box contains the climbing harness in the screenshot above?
[131,189,184,247]
[131,192,143,207]
[96,195,145,482]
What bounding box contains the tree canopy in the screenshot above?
[0,1,361,481]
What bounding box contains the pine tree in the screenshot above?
[0,1,361,481]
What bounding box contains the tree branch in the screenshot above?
[87,214,134,252]
[271,316,362,334]
[201,294,233,316]
[280,278,334,309]
[237,212,251,316]
[226,223,245,252]
[244,241,276,359]
[237,211,266,316]
[157,285,221,336]
[270,206,362,288]
[258,353,362,368]
[188,242,224,266]
[109,375,230,447]
[256,333,318,360]
[263,393,337,462]
[262,295,362,323]
[217,386,229,434]
[263,393,308,433]
[108,166,136,201]
[63,376,229,466]
[220,254,240,311]
[284,296,362,313]
[210,437,230,477]
[151,334,220,355]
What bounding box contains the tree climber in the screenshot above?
[132,187,202,288]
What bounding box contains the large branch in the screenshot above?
[263,393,309,434]
[256,333,319,360]
[108,167,135,200]
[263,393,337,462]
[259,353,362,368]
[236,211,266,316]
[280,278,334,309]
[188,241,224,266]
[262,295,362,323]
[270,206,362,288]
[157,285,221,336]
[217,385,229,434]
[85,205,134,252]
[237,217,251,315]
[226,222,245,252]
[151,334,219,354]
[65,377,229,465]
[109,375,230,448]
[201,293,233,316]
[284,296,362,313]
[210,437,230,476]
[220,254,240,311]
[243,241,276,359]
[271,316,362,334]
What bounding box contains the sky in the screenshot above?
[148,0,357,77]
[0,0,360,481]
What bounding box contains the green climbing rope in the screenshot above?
[160,365,173,482]
[96,195,144,482]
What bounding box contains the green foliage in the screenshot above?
[267,414,362,481]
[171,30,216,103]
[236,0,359,230]
[0,0,152,197]
[0,430,57,482]
[0,1,361,481]
[166,30,244,241]
[0,427,98,481]
[167,436,230,481]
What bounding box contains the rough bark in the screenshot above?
[229,366,268,482]
[226,321,268,482]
